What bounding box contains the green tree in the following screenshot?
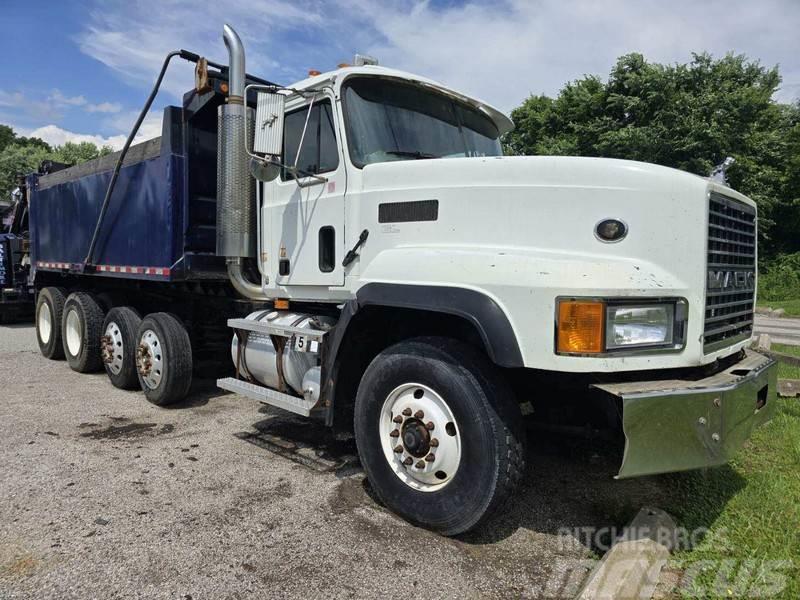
[53,141,113,165]
[0,125,15,153]
[505,52,800,258]
[0,125,112,200]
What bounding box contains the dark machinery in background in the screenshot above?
[0,162,71,323]
[1,174,32,322]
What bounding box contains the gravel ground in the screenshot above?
[0,322,672,599]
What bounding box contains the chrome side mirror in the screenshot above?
[248,156,281,182]
[253,91,286,157]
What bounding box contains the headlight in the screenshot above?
[556,298,686,355]
[606,304,673,349]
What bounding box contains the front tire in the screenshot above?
[36,287,66,359]
[62,292,105,372]
[136,313,192,406]
[354,337,525,536]
[102,307,142,390]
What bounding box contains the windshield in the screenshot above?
[342,77,503,167]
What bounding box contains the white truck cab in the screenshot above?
[207,26,777,536]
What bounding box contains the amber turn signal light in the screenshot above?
[557,300,605,353]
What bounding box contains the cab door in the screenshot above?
[262,91,346,287]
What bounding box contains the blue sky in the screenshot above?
[2,0,798,150]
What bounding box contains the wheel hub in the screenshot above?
[401,419,431,457]
[136,329,163,389]
[37,303,52,345]
[102,322,125,375]
[65,308,82,357]
[379,383,461,492]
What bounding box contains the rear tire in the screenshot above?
[102,307,142,390]
[36,287,66,359]
[354,337,526,536]
[62,292,105,373]
[136,313,192,406]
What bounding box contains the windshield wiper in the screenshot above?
[385,150,440,159]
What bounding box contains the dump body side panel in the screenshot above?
[28,92,230,283]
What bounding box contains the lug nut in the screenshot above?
[393,445,404,454]
[425,421,435,431]
[403,457,413,466]
[414,410,424,419]
[415,460,425,469]
[425,453,435,462]
[402,408,412,417]
[393,415,403,424]
[430,438,439,447]
[389,429,400,438]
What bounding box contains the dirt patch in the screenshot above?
[79,422,175,440]
[0,555,37,579]
[329,477,374,515]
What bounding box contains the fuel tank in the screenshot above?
[230,310,334,395]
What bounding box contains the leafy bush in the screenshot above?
[759,253,800,301]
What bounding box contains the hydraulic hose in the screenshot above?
[83,49,197,269]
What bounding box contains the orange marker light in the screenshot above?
[274,299,290,310]
[308,69,322,77]
[557,300,605,354]
[220,82,229,94]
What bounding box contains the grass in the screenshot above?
[757,299,800,317]
[774,343,800,380]
[658,344,800,598]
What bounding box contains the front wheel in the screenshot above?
[354,337,526,536]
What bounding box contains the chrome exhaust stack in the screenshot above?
[217,24,264,298]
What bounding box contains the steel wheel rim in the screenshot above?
[38,302,52,344]
[65,308,82,357]
[137,329,163,389]
[103,321,125,375]
[379,383,461,492]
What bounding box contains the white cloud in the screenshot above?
[21,110,162,151]
[86,102,122,113]
[9,0,796,149]
[74,0,800,114]
[339,0,800,111]
[23,124,125,149]
[0,90,65,122]
[48,90,87,107]
[76,0,326,98]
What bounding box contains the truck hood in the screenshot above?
[360,155,717,202]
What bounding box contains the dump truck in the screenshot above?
[1,173,36,323]
[24,25,777,535]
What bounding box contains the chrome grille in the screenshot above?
[704,193,756,352]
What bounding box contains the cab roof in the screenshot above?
[288,65,515,136]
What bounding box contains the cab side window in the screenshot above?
[282,100,339,180]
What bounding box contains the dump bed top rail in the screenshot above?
[37,138,163,191]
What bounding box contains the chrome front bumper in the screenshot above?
[594,350,778,479]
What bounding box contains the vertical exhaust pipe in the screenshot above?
[217,24,265,299]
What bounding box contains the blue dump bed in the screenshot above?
[28,87,227,283]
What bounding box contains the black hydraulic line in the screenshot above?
[82,48,280,270]
[82,49,197,269]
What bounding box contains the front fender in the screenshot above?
[357,246,713,372]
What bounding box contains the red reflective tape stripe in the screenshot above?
[93,265,169,277]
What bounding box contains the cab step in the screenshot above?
[217,377,316,416]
